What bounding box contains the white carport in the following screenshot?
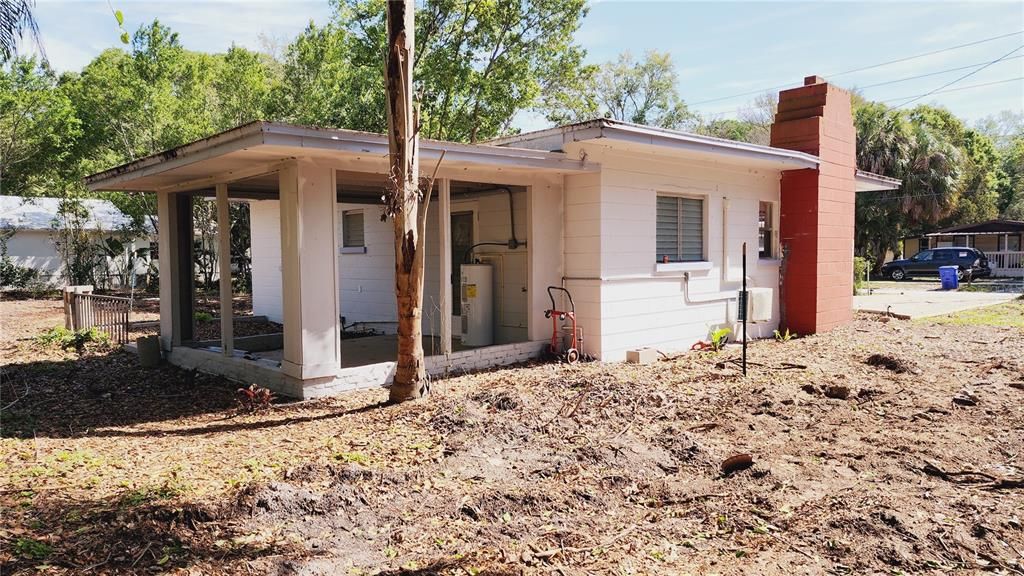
[85,122,593,398]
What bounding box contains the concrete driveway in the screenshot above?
[854,279,1022,319]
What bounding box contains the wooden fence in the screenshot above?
[63,286,131,344]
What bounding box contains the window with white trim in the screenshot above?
[342,210,365,248]
[656,195,704,263]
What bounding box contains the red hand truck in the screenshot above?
[544,286,580,364]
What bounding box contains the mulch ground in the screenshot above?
[1,297,1023,575]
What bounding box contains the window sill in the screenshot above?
[340,246,367,254]
[656,261,713,273]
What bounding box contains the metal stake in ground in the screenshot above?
[742,241,747,377]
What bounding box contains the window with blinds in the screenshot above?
[342,210,365,247]
[656,195,704,262]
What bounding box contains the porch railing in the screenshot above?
[987,251,1024,271]
[63,286,131,344]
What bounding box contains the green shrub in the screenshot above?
[37,326,110,350]
[0,254,40,289]
[853,257,871,293]
[194,311,214,322]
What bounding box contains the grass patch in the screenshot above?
[923,298,1024,328]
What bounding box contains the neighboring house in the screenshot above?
[0,196,152,287]
[84,75,899,399]
[903,219,1024,277]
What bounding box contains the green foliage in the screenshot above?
[13,537,52,559]
[547,50,692,130]
[853,256,870,293]
[999,135,1024,219]
[709,327,731,352]
[37,326,110,350]
[0,57,81,195]
[852,101,1012,269]
[278,0,589,142]
[193,311,213,322]
[773,328,797,342]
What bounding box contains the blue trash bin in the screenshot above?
[939,265,959,290]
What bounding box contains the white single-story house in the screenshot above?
[903,219,1024,276]
[0,195,152,288]
[84,76,899,399]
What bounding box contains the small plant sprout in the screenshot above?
[773,328,797,342]
[709,328,732,352]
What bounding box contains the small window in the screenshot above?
[934,250,952,262]
[758,201,774,259]
[342,210,364,248]
[656,195,704,262]
[915,250,934,262]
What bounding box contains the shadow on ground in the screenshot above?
[1,349,241,438]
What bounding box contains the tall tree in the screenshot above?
[1000,135,1024,219]
[1,0,41,64]
[278,0,589,143]
[546,50,693,130]
[212,45,282,130]
[384,0,427,402]
[0,57,79,195]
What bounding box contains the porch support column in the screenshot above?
[438,178,453,355]
[279,159,341,386]
[216,184,233,356]
[157,192,194,349]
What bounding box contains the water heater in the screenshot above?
[460,263,493,347]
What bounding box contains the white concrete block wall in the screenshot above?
[562,171,603,359]
[249,199,284,323]
[564,144,782,362]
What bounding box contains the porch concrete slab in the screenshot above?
[853,289,1019,319]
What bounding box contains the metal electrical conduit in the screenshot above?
[462,187,526,263]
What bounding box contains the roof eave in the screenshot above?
[85,122,594,193]
[489,118,820,170]
[855,170,901,192]
[597,122,820,169]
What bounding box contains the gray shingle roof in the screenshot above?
[0,196,141,232]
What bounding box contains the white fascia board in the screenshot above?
[855,170,901,192]
[261,123,593,172]
[489,119,820,170]
[84,124,266,191]
[599,123,820,169]
[85,122,595,192]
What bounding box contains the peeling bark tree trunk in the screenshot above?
[385,0,428,402]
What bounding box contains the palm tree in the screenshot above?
[1,0,43,64]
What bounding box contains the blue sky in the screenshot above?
[30,0,1024,128]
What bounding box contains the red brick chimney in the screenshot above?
[770,76,856,335]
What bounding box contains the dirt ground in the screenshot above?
[1,296,1023,575]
